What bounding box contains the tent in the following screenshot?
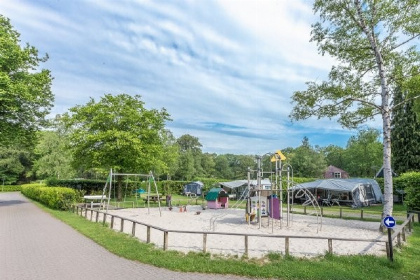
[290,178,383,207]
[183,181,203,196]
[219,179,272,199]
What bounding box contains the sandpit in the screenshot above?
[104,205,389,259]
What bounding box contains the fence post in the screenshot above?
[203,233,207,253]
[408,219,412,233]
[90,210,93,221]
[304,206,307,214]
[102,213,107,226]
[340,208,342,218]
[147,226,151,243]
[385,242,390,258]
[321,207,323,216]
[163,231,168,250]
[244,235,248,257]
[402,227,406,242]
[120,218,124,232]
[111,216,114,229]
[132,222,136,237]
[328,239,333,254]
[285,237,290,256]
[361,209,364,219]
[95,211,99,223]
[397,233,401,247]
[84,207,88,218]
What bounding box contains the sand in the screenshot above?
[103,205,390,259]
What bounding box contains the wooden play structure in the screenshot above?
[205,188,229,209]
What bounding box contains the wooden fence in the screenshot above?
[73,205,416,259]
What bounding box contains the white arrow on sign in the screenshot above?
[384,217,395,227]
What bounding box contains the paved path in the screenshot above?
[0,192,257,280]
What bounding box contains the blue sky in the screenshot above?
[0,0,379,155]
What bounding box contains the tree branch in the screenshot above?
[391,94,420,111]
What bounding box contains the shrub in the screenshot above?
[45,178,106,194]
[399,172,420,211]
[21,184,82,210]
[0,185,22,192]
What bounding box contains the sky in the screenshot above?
[0,0,379,155]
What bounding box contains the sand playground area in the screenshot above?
[101,205,391,259]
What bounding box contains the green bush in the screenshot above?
[21,184,82,210]
[0,185,22,192]
[399,172,420,211]
[46,178,106,194]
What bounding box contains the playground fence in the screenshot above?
[73,205,415,259]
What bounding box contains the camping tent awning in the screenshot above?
[291,178,383,202]
[220,179,272,190]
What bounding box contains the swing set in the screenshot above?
[100,169,162,216]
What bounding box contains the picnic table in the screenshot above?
[143,195,164,203]
[84,195,106,208]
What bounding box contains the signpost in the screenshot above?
[383,216,396,262]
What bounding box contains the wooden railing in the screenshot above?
[72,205,398,258]
[387,213,415,257]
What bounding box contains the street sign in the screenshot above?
[383,216,396,228]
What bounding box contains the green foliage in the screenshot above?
[45,178,106,194]
[62,94,170,174]
[33,127,76,179]
[285,137,326,178]
[342,129,382,177]
[62,94,170,200]
[0,15,54,147]
[398,172,420,211]
[0,185,21,192]
[0,145,32,184]
[391,85,420,174]
[21,184,81,210]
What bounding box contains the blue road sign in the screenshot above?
[383,216,396,228]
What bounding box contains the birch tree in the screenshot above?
[290,1,420,219]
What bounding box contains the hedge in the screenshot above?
[0,185,22,192]
[21,184,82,210]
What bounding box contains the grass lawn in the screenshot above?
[38,201,420,280]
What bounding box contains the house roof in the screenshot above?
[325,165,348,174]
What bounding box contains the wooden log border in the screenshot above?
[74,206,416,258]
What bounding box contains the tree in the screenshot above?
[0,145,31,184]
[391,86,420,174]
[175,134,204,179]
[322,145,345,169]
[32,130,75,179]
[287,137,326,178]
[342,128,382,177]
[290,1,420,218]
[62,94,170,199]
[0,15,53,147]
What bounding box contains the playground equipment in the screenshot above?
[245,150,292,231]
[100,169,162,216]
[205,188,229,209]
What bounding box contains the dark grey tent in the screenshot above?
[290,178,383,207]
[183,181,203,196]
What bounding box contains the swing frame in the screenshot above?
[100,168,162,217]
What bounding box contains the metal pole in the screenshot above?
[287,166,290,227]
[388,228,394,262]
[257,156,262,229]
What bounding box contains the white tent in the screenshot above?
[290,178,383,207]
